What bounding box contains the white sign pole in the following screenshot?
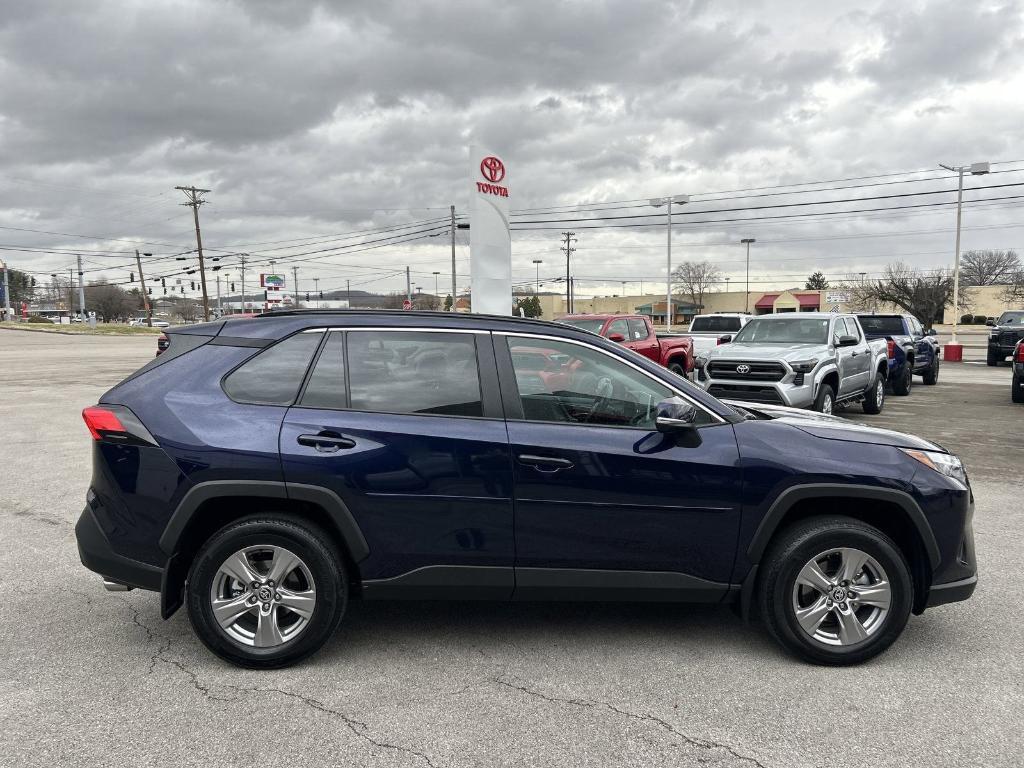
[469,146,512,315]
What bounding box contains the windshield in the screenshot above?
[559,318,606,334]
[732,317,830,344]
[689,316,743,333]
[857,316,905,334]
[997,311,1024,326]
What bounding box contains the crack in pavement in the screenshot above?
[492,677,770,768]
[115,600,440,767]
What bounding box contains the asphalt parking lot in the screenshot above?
[0,328,1020,768]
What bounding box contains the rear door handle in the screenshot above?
[297,432,356,452]
[517,454,574,472]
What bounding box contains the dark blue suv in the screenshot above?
[76,310,976,668]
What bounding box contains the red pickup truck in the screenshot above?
[559,314,694,375]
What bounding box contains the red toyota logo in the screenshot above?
[480,156,505,183]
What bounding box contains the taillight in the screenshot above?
[156,333,169,356]
[1016,344,1024,363]
[886,339,896,359]
[82,407,125,440]
[82,405,156,445]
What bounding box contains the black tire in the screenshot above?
[1013,373,1024,404]
[891,365,912,396]
[922,357,939,385]
[813,383,835,415]
[862,375,885,414]
[668,360,687,378]
[987,349,1000,366]
[186,515,348,669]
[757,516,913,666]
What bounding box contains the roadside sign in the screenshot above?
[402,299,412,310]
[826,291,850,304]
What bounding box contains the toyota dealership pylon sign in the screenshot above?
[469,147,512,315]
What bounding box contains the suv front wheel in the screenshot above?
[186,515,348,669]
[758,516,912,665]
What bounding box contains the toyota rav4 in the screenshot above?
[76,310,976,668]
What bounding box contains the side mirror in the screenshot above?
[607,332,626,343]
[655,397,698,433]
[837,334,858,347]
[924,328,936,337]
[717,334,732,345]
[986,319,995,327]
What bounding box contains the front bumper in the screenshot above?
[75,506,162,592]
[698,373,817,408]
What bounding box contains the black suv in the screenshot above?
[76,310,977,668]
[987,310,1024,365]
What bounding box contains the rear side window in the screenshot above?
[223,332,323,405]
[690,316,742,332]
[347,331,483,416]
[627,318,648,341]
[857,316,904,335]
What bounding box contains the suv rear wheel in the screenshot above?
[891,365,912,396]
[186,515,348,669]
[757,516,912,665]
[922,357,939,385]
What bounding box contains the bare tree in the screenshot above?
[840,273,877,312]
[857,262,967,326]
[960,249,1020,286]
[671,261,721,311]
[84,280,134,322]
[1002,270,1024,304]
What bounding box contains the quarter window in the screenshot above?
[223,332,324,406]
[347,331,483,417]
[300,331,346,409]
[505,337,694,429]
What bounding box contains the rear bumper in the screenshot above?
[75,506,162,592]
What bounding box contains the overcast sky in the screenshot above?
[2,0,1023,301]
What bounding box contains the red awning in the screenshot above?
[754,293,820,309]
[796,294,820,307]
[754,293,779,309]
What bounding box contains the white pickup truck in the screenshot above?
[678,313,753,359]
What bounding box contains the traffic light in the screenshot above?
[129,272,135,282]
[161,278,166,288]
[190,281,195,290]
[30,277,36,287]
[231,283,236,292]
[181,287,185,294]
[305,292,310,301]
[147,288,152,296]
[319,291,323,299]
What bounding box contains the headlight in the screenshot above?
[901,448,968,486]
[790,359,820,373]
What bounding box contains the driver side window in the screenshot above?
[505,337,682,429]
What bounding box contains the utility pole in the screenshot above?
[292,266,299,307]
[1,260,11,321]
[741,238,756,313]
[450,204,457,311]
[561,232,576,314]
[216,273,222,314]
[76,254,87,322]
[68,268,74,318]
[313,278,320,309]
[239,254,247,314]
[135,250,152,327]
[347,279,351,308]
[175,185,212,321]
[406,266,412,303]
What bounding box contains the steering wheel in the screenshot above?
[583,375,615,423]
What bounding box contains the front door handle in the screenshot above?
[517,454,574,472]
[297,432,356,452]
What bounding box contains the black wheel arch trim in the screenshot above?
[747,483,941,572]
[159,480,370,562]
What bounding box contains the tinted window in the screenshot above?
[506,337,701,429]
[605,318,629,339]
[690,315,742,333]
[223,332,323,405]
[732,317,830,344]
[559,318,606,334]
[997,311,1024,326]
[857,316,905,335]
[300,331,346,409]
[627,318,649,341]
[347,331,483,416]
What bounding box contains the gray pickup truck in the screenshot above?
[694,312,890,415]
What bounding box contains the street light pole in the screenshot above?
[740,238,756,313]
[432,271,440,301]
[939,161,989,346]
[532,259,543,293]
[649,195,689,331]
[0,260,11,321]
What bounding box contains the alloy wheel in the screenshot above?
[210,545,317,648]
[791,547,892,647]
[821,394,833,415]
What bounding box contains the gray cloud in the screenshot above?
[1,0,1023,298]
